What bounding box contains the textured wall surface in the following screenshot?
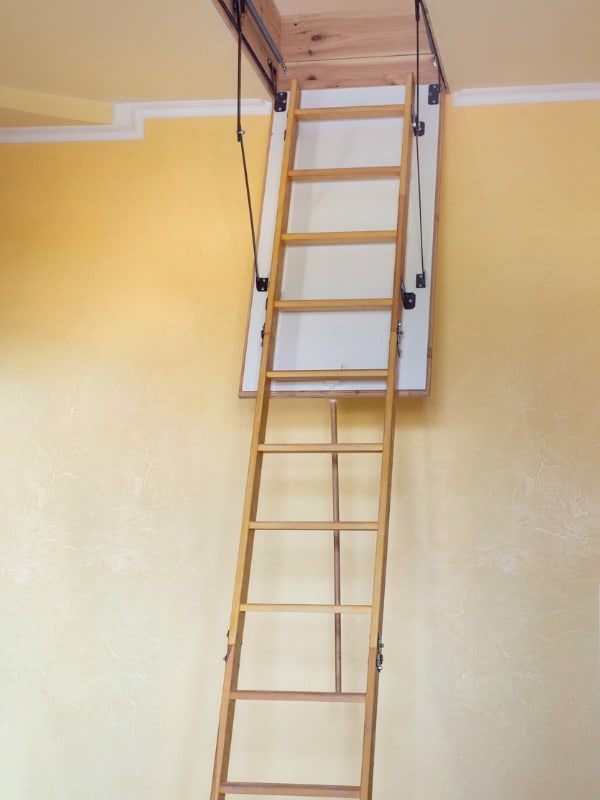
[0,99,598,800]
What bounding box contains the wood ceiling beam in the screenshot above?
[278,54,438,92]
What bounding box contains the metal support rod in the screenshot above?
[330,399,342,692]
[245,0,288,74]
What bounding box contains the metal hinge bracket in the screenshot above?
[428,83,440,105]
[274,91,287,112]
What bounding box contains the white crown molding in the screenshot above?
[0,98,272,144]
[452,82,600,107]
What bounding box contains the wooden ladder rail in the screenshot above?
[210,77,302,800]
[359,72,414,800]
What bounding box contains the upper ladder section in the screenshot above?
[241,80,442,397]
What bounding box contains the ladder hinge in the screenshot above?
[428,83,440,105]
[256,276,269,292]
[260,323,266,346]
[223,629,230,662]
[376,635,384,672]
[274,91,287,112]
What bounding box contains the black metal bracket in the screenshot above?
[428,83,440,105]
[401,283,416,310]
[412,116,425,137]
[256,276,269,292]
[416,273,426,289]
[274,91,288,113]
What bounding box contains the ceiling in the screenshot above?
[0,0,599,128]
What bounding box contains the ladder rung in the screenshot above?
[220,782,360,798]
[240,603,371,614]
[288,166,401,182]
[275,298,392,312]
[267,369,388,382]
[282,230,396,246]
[295,104,404,121]
[230,690,366,703]
[249,521,378,531]
[258,443,383,454]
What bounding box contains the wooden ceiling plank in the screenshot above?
[278,54,438,92]
[279,10,430,62]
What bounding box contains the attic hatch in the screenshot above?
[211,0,441,93]
[213,0,444,397]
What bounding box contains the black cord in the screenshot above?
[235,1,264,291]
[414,0,426,286]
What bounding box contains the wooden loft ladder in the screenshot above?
[211,74,415,800]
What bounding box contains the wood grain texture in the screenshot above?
[280,9,430,61]
[288,166,402,182]
[266,368,389,380]
[240,602,372,613]
[220,782,360,797]
[281,230,396,245]
[295,104,404,120]
[279,54,438,90]
[258,442,383,453]
[248,520,379,530]
[212,1,436,91]
[274,298,392,311]
[230,689,366,702]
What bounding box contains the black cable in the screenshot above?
[413,0,427,287]
[235,1,265,291]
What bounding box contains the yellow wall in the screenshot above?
[0,99,598,800]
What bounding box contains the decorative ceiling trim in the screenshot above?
[0,98,272,144]
[452,82,600,107]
